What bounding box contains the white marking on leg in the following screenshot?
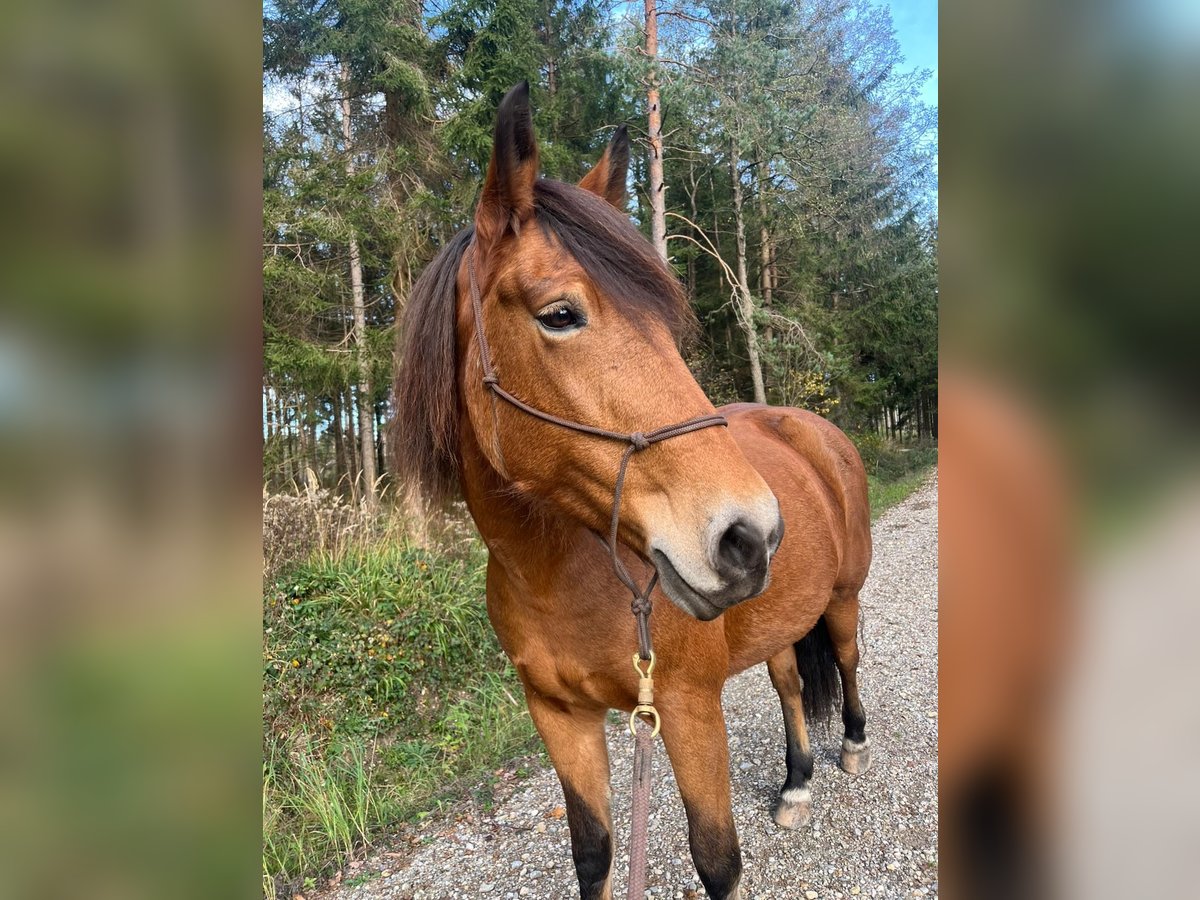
[781,786,811,805]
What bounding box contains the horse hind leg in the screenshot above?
[766,648,815,828]
[825,587,872,774]
[766,617,842,828]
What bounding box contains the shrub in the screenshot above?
[850,433,937,482]
[262,533,536,896]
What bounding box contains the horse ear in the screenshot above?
[475,82,540,256]
[578,124,630,209]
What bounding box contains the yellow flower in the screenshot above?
[291,659,300,668]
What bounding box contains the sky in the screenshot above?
[886,0,938,108]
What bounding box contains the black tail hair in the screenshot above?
[794,616,841,724]
[956,763,1047,900]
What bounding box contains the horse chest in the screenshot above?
[485,578,636,709]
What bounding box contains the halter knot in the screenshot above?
[631,596,652,617]
[629,432,650,452]
[482,374,499,386]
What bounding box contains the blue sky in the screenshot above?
[886,0,938,108]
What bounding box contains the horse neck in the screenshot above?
[455,408,580,573]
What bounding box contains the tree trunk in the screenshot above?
[276,392,291,487]
[283,400,295,487]
[756,152,774,343]
[644,0,667,261]
[374,402,386,483]
[769,242,778,310]
[264,385,276,490]
[342,61,378,506]
[545,0,557,114]
[686,159,698,298]
[710,168,721,260]
[332,391,347,490]
[730,139,766,404]
[291,393,307,487]
[307,395,319,483]
[345,385,360,490]
[264,384,273,441]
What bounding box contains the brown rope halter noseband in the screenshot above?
[467,244,725,899]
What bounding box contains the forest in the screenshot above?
[263,0,938,504]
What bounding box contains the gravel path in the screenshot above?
[316,474,937,900]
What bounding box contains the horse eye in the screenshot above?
[537,306,581,330]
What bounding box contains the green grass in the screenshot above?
[852,435,937,520]
[262,540,538,898]
[867,468,931,520]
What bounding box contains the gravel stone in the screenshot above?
[315,474,938,899]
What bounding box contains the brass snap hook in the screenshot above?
[629,705,661,738]
[632,651,655,678]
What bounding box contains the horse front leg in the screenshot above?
[659,690,743,900]
[526,695,614,900]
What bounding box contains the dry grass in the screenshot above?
[262,472,478,585]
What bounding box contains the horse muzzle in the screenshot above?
[651,503,784,620]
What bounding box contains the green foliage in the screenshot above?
[266,542,495,735]
[263,0,642,494]
[644,0,937,434]
[852,432,938,483]
[436,0,632,181]
[263,0,938,495]
[262,538,537,893]
[852,434,937,520]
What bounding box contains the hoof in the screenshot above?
[772,786,813,829]
[840,737,872,775]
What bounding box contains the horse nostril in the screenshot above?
[716,519,766,576]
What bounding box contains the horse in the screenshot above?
[391,82,873,900]
[938,371,1071,900]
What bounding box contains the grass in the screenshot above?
[853,436,937,520]
[867,468,931,520]
[262,539,538,899]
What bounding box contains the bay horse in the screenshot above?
[391,83,873,900]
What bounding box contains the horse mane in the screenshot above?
[390,178,696,506]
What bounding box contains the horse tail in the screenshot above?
[794,616,841,724]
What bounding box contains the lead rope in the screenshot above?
[466,247,725,898]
